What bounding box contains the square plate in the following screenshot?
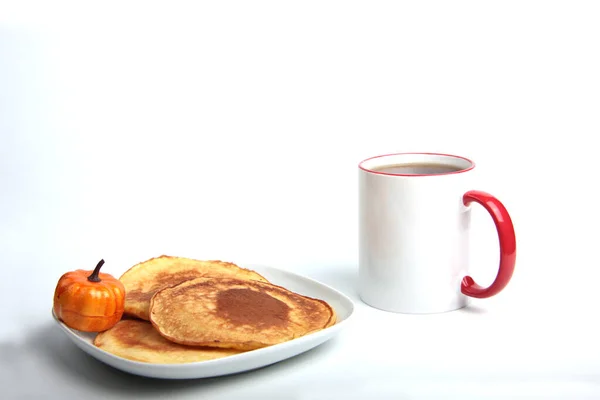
[52,264,355,379]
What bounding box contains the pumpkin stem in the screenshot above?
[88,259,105,282]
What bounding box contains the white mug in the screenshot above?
[358,152,516,314]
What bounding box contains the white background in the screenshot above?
[1,1,599,399]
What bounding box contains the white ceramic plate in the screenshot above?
[52,264,355,379]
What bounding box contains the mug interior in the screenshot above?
[359,152,474,176]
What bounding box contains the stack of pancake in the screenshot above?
[93,256,336,364]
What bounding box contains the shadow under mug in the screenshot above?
[358,152,516,314]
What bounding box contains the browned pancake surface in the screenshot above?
[149,277,335,351]
[119,255,269,320]
[94,319,243,364]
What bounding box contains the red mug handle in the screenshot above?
[461,190,517,298]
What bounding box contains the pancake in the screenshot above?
[149,277,336,351]
[93,319,243,364]
[119,255,269,320]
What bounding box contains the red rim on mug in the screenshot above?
[358,152,476,177]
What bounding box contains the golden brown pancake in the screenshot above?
[93,319,243,363]
[149,277,336,351]
[119,255,269,320]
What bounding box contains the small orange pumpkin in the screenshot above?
[53,259,125,332]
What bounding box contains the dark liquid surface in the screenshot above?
[372,163,463,175]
